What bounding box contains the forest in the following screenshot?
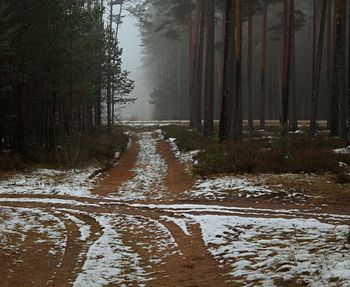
[142,0,349,142]
[0,0,134,157]
[0,1,350,287]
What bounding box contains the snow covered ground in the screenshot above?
[124,202,350,287]
[190,214,350,287]
[189,177,277,200]
[0,207,67,262]
[1,129,350,286]
[106,131,168,201]
[334,146,350,155]
[0,168,97,198]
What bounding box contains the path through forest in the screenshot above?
[1,129,350,287]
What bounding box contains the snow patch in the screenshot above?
[0,168,98,198]
[107,132,167,201]
[188,214,350,287]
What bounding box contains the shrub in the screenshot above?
[335,172,350,184]
[0,151,25,171]
[161,125,214,151]
[56,130,129,169]
[0,128,129,171]
[194,136,346,176]
[162,126,349,176]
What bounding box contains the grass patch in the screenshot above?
[162,125,350,176]
[0,127,129,171]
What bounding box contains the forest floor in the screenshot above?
[0,128,350,287]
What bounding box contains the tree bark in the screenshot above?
[310,0,328,136]
[281,0,293,136]
[330,0,347,139]
[234,0,243,140]
[203,0,215,136]
[190,0,201,129]
[247,0,254,134]
[219,0,236,142]
[260,0,267,130]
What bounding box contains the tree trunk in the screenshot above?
[195,0,206,131]
[260,0,267,130]
[106,1,113,133]
[326,0,333,129]
[219,0,236,142]
[338,0,348,141]
[203,0,215,136]
[289,22,298,132]
[190,0,201,129]
[234,0,243,140]
[281,0,293,136]
[330,0,347,138]
[310,0,328,136]
[15,82,25,152]
[188,13,194,121]
[247,0,254,134]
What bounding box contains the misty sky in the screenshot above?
[119,15,153,120]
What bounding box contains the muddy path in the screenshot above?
[0,129,349,287]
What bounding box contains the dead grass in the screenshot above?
[0,127,129,171]
[335,172,350,184]
[162,126,349,176]
[274,277,307,287]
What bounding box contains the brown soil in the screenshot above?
[1,130,350,287]
[149,220,235,287]
[93,137,139,197]
[157,140,194,194]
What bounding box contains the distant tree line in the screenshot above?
[0,0,134,153]
[140,0,349,142]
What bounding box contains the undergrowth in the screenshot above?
[162,125,350,176]
[161,125,214,151]
[0,127,129,171]
[274,277,307,287]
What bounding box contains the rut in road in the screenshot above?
[1,130,350,287]
[0,130,234,287]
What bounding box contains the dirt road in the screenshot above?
[0,130,349,287]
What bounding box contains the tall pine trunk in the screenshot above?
[330,0,347,138]
[234,0,243,140]
[190,0,200,129]
[310,0,328,136]
[247,0,254,134]
[203,0,215,136]
[260,0,267,130]
[219,0,236,142]
[281,0,293,136]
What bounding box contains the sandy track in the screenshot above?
[0,129,349,287]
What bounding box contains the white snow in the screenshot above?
[160,216,191,236]
[334,146,350,155]
[166,137,200,169]
[189,177,276,200]
[1,128,350,287]
[0,168,98,198]
[187,214,350,287]
[73,211,181,286]
[0,207,67,259]
[107,131,168,201]
[0,197,98,207]
[73,213,149,287]
[64,213,91,241]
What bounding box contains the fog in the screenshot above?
[119,15,153,120]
